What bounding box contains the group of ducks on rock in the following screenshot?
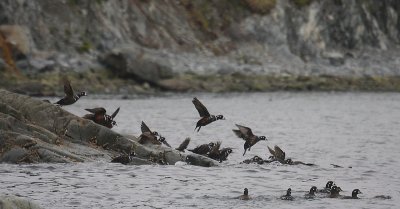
[239,181,363,201]
[53,79,314,165]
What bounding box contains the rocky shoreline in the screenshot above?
[0,89,216,167]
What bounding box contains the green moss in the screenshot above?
[76,41,92,53]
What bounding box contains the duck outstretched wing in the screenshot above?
[235,124,254,137]
[141,121,152,134]
[192,97,210,117]
[176,138,190,151]
[274,145,286,161]
[111,107,120,119]
[63,79,74,97]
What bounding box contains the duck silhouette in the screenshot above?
[233,124,267,156]
[192,97,224,132]
[238,188,251,200]
[55,79,87,106]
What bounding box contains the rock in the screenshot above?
[0,195,43,209]
[99,48,175,85]
[0,90,216,167]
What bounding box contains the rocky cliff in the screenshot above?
[0,0,399,93]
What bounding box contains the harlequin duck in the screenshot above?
[242,156,265,164]
[218,148,233,162]
[281,188,294,201]
[233,124,267,156]
[192,97,225,132]
[342,189,362,199]
[305,186,317,199]
[329,185,342,198]
[318,181,334,193]
[139,121,171,147]
[207,142,233,162]
[267,145,315,166]
[188,142,215,155]
[176,138,190,152]
[55,79,87,106]
[239,188,251,200]
[83,107,120,128]
[111,152,136,165]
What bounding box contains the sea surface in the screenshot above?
[1,92,399,208]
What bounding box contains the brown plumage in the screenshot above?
[188,142,215,155]
[176,138,190,152]
[268,145,315,166]
[233,124,267,156]
[83,107,119,128]
[192,97,224,132]
[139,121,171,147]
[138,132,162,145]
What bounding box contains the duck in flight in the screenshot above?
[192,97,224,132]
[233,124,267,156]
[55,79,87,106]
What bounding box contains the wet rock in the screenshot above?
[99,48,175,85]
[0,90,216,167]
[0,195,43,209]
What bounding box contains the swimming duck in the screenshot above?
[267,145,315,166]
[140,121,171,147]
[176,138,190,152]
[55,79,87,106]
[305,186,317,199]
[342,189,362,199]
[242,156,265,164]
[188,142,215,155]
[192,97,225,132]
[239,188,251,200]
[281,188,294,201]
[318,181,334,193]
[233,124,267,156]
[329,185,342,198]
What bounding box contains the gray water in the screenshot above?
[1,92,399,208]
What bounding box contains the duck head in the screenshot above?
[216,115,225,120]
[244,188,248,195]
[326,181,334,189]
[259,136,267,141]
[352,189,362,198]
[309,186,317,195]
[78,91,87,97]
[286,188,292,196]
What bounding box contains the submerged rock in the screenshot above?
[0,90,216,167]
[0,195,43,209]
